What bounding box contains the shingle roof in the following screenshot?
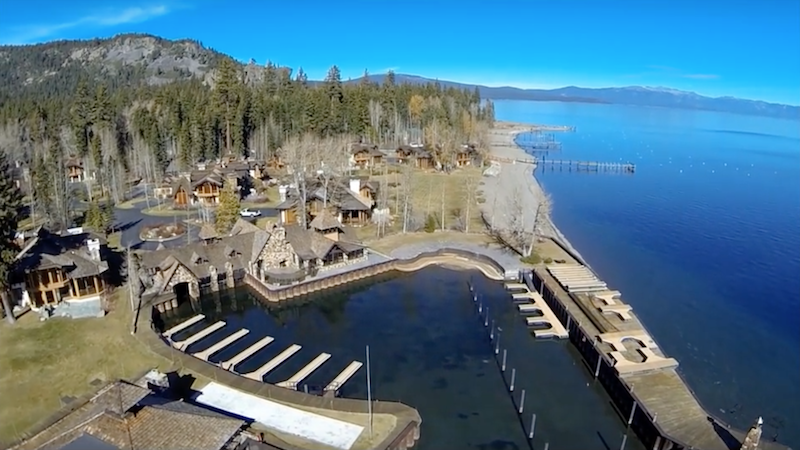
[15,382,244,450]
[15,228,108,278]
[309,210,343,231]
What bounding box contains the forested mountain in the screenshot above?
[0,34,493,229]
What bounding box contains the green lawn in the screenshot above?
[0,292,167,445]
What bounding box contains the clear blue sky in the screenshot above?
[1,0,798,105]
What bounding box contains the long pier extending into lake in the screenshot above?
[538,159,636,173]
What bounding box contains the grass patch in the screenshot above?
[18,215,46,232]
[0,291,166,445]
[371,167,484,234]
[106,232,122,250]
[366,231,493,255]
[242,185,281,209]
[141,205,196,217]
[116,198,145,210]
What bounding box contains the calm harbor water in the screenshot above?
[163,268,646,450]
[500,100,800,447]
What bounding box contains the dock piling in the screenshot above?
[485,309,489,327]
[528,413,537,439]
[518,389,526,414]
[544,443,549,450]
[495,332,500,354]
[501,349,507,372]
[594,355,602,378]
[627,401,637,426]
[619,433,628,450]
[510,368,516,392]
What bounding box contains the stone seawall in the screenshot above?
[244,248,507,303]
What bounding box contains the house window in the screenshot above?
[45,290,55,304]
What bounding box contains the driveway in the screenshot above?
[114,196,277,251]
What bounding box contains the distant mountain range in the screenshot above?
[1,33,795,120]
[356,74,799,120]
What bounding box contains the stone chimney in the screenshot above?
[740,417,763,450]
[349,178,361,195]
[278,185,288,201]
[86,237,101,261]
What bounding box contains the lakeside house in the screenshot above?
[65,156,91,183]
[396,144,434,169]
[9,378,247,450]
[456,143,480,167]
[139,215,367,302]
[275,177,378,227]
[153,157,268,207]
[9,227,109,315]
[350,143,384,169]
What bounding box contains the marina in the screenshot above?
[155,267,643,450]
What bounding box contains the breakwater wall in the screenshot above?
[244,248,506,303]
[525,268,790,450]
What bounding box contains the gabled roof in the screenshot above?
[350,143,382,156]
[309,210,343,231]
[282,224,365,261]
[276,179,373,213]
[15,228,107,278]
[15,381,244,450]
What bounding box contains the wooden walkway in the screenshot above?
[539,159,635,173]
[325,361,364,392]
[193,329,250,361]
[162,314,205,340]
[221,336,275,371]
[276,353,332,389]
[172,321,226,351]
[243,344,302,381]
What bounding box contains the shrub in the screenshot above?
[424,214,437,233]
[520,253,542,265]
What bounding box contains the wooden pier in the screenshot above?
[243,344,302,381]
[325,361,364,393]
[172,321,226,351]
[221,336,274,371]
[277,352,332,389]
[538,159,635,173]
[193,329,250,361]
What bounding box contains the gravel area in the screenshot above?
[479,125,585,261]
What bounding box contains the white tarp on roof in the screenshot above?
[194,382,364,450]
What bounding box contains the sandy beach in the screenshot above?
[479,121,584,262]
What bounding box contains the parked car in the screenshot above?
[239,208,261,218]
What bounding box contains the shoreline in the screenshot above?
[482,121,587,265]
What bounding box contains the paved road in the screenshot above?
[114,196,277,251]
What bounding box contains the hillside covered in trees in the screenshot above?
[0,34,494,229]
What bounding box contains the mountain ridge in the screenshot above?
[0,33,796,120]
[355,74,798,120]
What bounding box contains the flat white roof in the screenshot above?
[194,382,364,450]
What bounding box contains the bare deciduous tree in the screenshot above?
[399,165,413,233]
[462,173,478,233]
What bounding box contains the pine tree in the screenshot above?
[213,58,241,155]
[215,183,241,234]
[0,151,23,323]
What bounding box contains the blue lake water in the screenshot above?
[164,269,646,450]
[498,100,800,446]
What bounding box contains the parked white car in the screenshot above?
[239,208,261,218]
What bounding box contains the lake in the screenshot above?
[498,100,800,447]
[164,268,646,450]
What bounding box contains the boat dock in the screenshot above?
[505,282,569,339]
[162,314,205,340]
[276,353,332,389]
[193,329,250,361]
[538,159,635,173]
[243,344,303,381]
[324,361,364,393]
[172,321,226,351]
[221,336,275,371]
[526,249,791,450]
